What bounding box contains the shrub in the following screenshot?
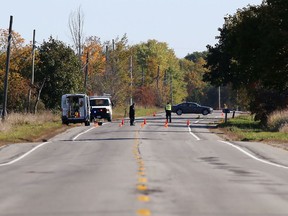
[267,109,288,132]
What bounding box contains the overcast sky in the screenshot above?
[1,0,263,58]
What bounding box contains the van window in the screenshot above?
[90,99,109,106]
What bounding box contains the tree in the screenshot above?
[204,1,288,124]
[81,36,106,95]
[69,6,85,59]
[134,40,187,106]
[0,29,31,112]
[36,37,83,109]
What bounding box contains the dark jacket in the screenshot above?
[129,104,135,118]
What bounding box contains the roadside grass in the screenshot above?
[0,112,63,147]
[218,114,288,142]
[0,106,163,146]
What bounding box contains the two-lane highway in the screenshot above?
[1,111,288,216]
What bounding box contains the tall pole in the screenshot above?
[170,68,173,105]
[84,52,89,93]
[28,29,36,113]
[2,16,13,121]
[218,86,221,110]
[156,65,160,89]
[130,56,133,105]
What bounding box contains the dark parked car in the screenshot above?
[172,102,213,115]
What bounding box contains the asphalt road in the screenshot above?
[1,111,288,216]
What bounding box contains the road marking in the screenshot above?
[137,209,151,216]
[134,129,152,216]
[188,125,201,141]
[138,171,146,176]
[0,141,50,167]
[0,124,100,167]
[72,127,95,141]
[219,140,288,169]
[137,195,150,202]
[138,177,148,183]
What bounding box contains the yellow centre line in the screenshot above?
[137,209,151,216]
[134,129,152,215]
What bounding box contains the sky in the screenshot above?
[1,0,263,58]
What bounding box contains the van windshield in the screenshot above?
[90,99,109,106]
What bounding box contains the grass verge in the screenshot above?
[217,115,288,150]
[0,121,65,146]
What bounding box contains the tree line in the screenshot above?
[3,0,284,120]
[0,30,213,113]
[204,0,288,125]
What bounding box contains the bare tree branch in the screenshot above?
[68,6,84,58]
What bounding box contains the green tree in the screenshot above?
[36,37,83,109]
[204,0,288,123]
[134,40,186,106]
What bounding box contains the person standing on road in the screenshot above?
[129,103,135,126]
[165,102,172,123]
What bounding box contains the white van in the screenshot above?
[61,94,91,126]
[89,96,113,122]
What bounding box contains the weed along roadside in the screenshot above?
[0,112,65,147]
[215,114,288,151]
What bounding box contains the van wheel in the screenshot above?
[85,120,90,126]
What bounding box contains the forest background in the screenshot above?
[1,0,288,127]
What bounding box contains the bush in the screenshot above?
[267,109,288,132]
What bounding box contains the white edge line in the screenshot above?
[0,126,98,167]
[72,127,95,141]
[0,141,50,167]
[188,125,201,141]
[219,140,288,169]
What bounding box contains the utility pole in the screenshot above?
[28,29,36,113]
[170,68,173,104]
[218,86,221,110]
[141,65,144,86]
[129,56,133,105]
[156,65,160,89]
[84,52,89,93]
[2,16,13,121]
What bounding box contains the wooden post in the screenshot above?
[2,16,13,121]
[28,29,36,113]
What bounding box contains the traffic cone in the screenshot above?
[187,120,190,126]
[164,120,168,128]
[153,112,156,117]
[144,119,147,124]
[121,119,125,125]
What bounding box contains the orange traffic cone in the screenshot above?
[153,112,156,117]
[164,119,168,128]
[144,119,147,124]
[187,120,190,126]
[121,119,125,125]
